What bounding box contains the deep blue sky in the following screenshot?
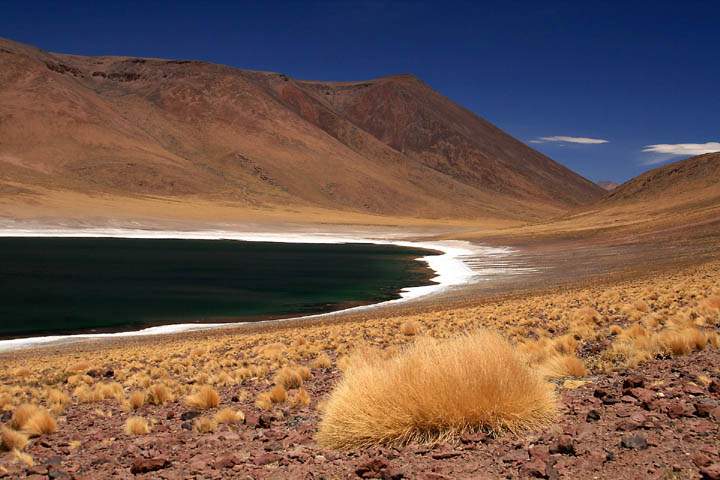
[2,0,718,182]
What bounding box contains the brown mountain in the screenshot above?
[0,37,603,223]
[603,153,720,207]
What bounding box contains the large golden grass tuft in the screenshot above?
[185,385,220,410]
[22,409,57,437]
[1,426,29,451]
[317,331,557,449]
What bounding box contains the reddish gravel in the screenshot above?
[2,350,720,479]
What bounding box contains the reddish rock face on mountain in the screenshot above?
[0,37,604,221]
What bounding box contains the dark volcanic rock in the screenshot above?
[130,457,170,474]
[620,434,648,450]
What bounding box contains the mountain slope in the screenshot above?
[602,153,720,208]
[0,37,604,222]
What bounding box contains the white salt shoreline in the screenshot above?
[0,227,517,352]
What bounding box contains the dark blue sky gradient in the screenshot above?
[2,0,718,182]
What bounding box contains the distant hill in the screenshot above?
[603,153,720,207]
[597,181,620,191]
[0,37,604,222]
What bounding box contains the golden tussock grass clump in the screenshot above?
[193,416,217,433]
[552,334,579,354]
[657,327,710,356]
[10,404,39,430]
[124,416,150,435]
[128,391,146,410]
[256,383,288,409]
[1,426,29,451]
[22,408,57,437]
[289,387,311,408]
[274,367,303,389]
[317,331,557,449]
[296,366,312,381]
[66,374,93,386]
[311,353,332,369]
[269,384,288,403]
[66,361,91,373]
[701,295,720,311]
[11,448,34,467]
[255,393,273,410]
[147,383,174,405]
[185,385,220,410]
[214,408,245,425]
[46,388,70,409]
[399,320,422,336]
[541,354,588,379]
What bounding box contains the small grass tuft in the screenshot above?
[185,385,220,410]
[124,416,150,435]
[1,426,29,451]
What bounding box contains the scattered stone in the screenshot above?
[130,457,171,474]
[623,375,645,389]
[693,452,713,468]
[620,434,648,450]
[586,409,601,422]
[355,458,404,479]
[520,458,547,478]
[549,435,576,456]
[502,449,529,463]
[701,464,720,480]
[666,400,696,418]
[180,411,200,421]
[431,451,461,460]
[695,400,718,418]
[627,387,655,405]
[253,452,281,466]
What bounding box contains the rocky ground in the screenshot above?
[2,348,719,479]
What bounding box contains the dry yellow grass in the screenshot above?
[290,387,311,408]
[22,408,57,437]
[124,416,150,435]
[541,354,589,378]
[10,404,38,430]
[147,384,174,405]
[11,449,34,467]
[317,331,557,449]
[214,408,245,425]
[255,393,273,410]
[128,391,146,410]
[185,385,220,410]
[400,320,422,336]
[274,367,303,389]
[1,426,28,451]
[193,416,217,433]
[310,353,332,369]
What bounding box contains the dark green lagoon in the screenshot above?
[0,237,438,338]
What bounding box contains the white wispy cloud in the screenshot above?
[530,136,609,145]
[641,142,720,156]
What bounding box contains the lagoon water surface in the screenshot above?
[0,237,438,338]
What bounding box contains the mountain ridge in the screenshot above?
[0,37,604,222]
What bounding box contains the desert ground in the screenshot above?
[1,205,719,479]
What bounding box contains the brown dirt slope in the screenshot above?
[602,152,720,209]
[0,37,603,222]
[461,153,720,243]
